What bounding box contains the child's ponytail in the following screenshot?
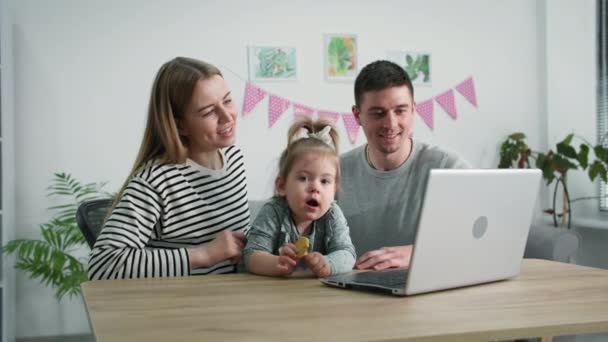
[276,117,342,194]
[286,117,340,154]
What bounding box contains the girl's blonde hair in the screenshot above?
[111,57,223,212]
[276,117,341,193]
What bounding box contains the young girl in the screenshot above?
[243,118,356,278]
[88,57,250,280]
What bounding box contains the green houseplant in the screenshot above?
[2,173,111,299]
[498,132,608,228]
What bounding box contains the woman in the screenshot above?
[88,57,250,280]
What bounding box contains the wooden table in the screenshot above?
[81,259,608,341]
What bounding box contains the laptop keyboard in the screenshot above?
[338,269,409,288]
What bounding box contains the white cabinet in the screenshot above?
[0,0,15,341]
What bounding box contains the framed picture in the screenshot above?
[386,51,432,86]
[247,46,297,81]
[323,33,358,82]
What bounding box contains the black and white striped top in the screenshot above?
[88,145,250,280]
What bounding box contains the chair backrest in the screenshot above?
[76,198,114,248]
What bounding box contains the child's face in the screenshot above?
[277,153,337,231]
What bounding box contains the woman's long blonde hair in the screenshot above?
[111,57,222,212]
[276,117,341,193]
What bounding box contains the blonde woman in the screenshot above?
[89,57,250,280]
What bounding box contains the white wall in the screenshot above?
[13,0,545,337]
[1,0,17,341]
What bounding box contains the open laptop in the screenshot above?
[320,169,542,296]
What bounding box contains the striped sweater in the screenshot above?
[88,145,250,280]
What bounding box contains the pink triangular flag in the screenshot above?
[341,113,360,144]
[293,103,315,120]
[455,77,478,107]
[242,82,267,115]
[416,99,434,130]
[268,95,291,128]
[318,110,340,124]
[435,89,457,119]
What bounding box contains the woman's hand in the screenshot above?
[189,230,246,268]
[302,252,331,278]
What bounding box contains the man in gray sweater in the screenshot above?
[339,60,470,271]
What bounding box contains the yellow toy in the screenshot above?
[294,237,310,258]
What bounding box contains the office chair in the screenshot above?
[76,198,113,248]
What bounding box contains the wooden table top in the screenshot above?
[81,259,608,341]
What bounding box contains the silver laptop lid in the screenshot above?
[405,169,541,295]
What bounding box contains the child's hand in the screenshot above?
[277,243,298,276]
[302,252,331,278]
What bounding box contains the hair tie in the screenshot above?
[293,126,335,150]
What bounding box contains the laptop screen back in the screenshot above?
[405,169,541,295]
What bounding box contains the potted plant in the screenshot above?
[498,132,608,228]
[2,173,111,299]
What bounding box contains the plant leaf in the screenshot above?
[577,144,589,169]
[4,172,111,300]
[535,153,547,169]
[509,132,526,141]
[552,154,578,173]
[556,141,577,159]
[406,54,413,65]
[589,161,608,182]
[561,133,574,146]
[595,145,608,162]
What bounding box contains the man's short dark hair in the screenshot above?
[354,60,414,107]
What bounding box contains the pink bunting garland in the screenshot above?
[242,82,268,115]
[455,77,478,107]
[268,95,291,128]
[318,110,340,124]
[341,113,360,144]
[416,99,434,130]
[435,89,457,120]
[241,77,478,144]
[293,103,315,120]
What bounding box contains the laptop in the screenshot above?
[320,169,542,296]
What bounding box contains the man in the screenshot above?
[339,60,470,271]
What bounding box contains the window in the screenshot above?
[599,0,608,211]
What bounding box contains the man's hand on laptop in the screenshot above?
[354,245,413,270]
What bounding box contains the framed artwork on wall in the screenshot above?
[247,46,298,81]
[323,33,358,82]
[386,50,432,86]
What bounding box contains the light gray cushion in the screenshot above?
[524,223,580,263]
